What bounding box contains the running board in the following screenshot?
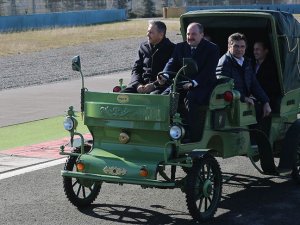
[61,170,176,188]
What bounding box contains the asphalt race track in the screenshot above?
[0,156,299,225]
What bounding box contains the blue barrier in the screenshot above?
[186,4,300,14]
[0,9,126,32]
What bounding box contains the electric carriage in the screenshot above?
[60,10,300,222]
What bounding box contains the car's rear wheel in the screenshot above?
[63,147,101,207]
[248,144,280,175]
[290,120,300,183]
[292,150,300,183]
[248,128,279,175]
[185,154,222,222]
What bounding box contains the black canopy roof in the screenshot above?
[180,9,300,93]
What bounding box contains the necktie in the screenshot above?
[191,47,196,56]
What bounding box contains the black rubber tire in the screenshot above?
[292,151,300,183]
[290,120,300,184]
[181,166,191,174]
[185,154,222,222]
[63,148,101,208]
[249,129,277,175]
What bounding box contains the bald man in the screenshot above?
[160,23,219,142]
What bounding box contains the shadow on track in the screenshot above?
[78,203,195,224]
[78,173,299,225]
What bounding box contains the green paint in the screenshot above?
[0,116,89,151]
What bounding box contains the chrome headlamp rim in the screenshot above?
[169,124,185,140]
[63,117,74,131]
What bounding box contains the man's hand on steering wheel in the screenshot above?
[157,74,167,85]
[182,82,193,90]
[157,71,176,86]
[178,75,196,90]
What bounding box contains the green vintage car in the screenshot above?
[60,9,300,222]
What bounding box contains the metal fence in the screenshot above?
[0,0,108,16]
[1,0,300,17]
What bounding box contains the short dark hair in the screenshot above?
[254,40,269,50]
[149,20,167,36]
[228,33,247,45]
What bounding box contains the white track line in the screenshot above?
[0,158,66,180]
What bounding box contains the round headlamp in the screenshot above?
[169,125,185,140]
[63,117,74,131]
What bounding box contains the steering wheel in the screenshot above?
[157,71,193,89]
[175,74,194,90]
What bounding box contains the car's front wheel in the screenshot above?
[185,154,222,222]
[63,148,101,207]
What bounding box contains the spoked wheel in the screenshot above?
[248,128,279,175]
[291,120,300,183]
[185,154,222,222]
[292,150,300,183]
[63,148,101,207]
[248,145,263,171]
[248,145,279,175]
[280,119,300,184]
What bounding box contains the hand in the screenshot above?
[182,82,193,90]
[143,83,155,93]
[244,97,254,106]
[137,85,145,93]
[157,75,166,85]
[263,102,272,117]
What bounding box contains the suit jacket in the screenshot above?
[217,52,269,104]
[128,37,175,89]
[253,57,281,112]
[253,57,281,97]
[163,39,219,105]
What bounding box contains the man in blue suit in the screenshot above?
[159,22,219,142]
[216,33,271,117]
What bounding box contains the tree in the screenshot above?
[10,0,17,15]
[118,0,127,9]
[143,0,155,17]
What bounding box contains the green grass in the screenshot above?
[0,116,89,151]
[0,19,180,56]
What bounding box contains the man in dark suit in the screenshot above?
[253,41,281,113]
[122,20,175,94]
[252,41,289,173]
[159,22,219,142]
[216,33,272,118]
